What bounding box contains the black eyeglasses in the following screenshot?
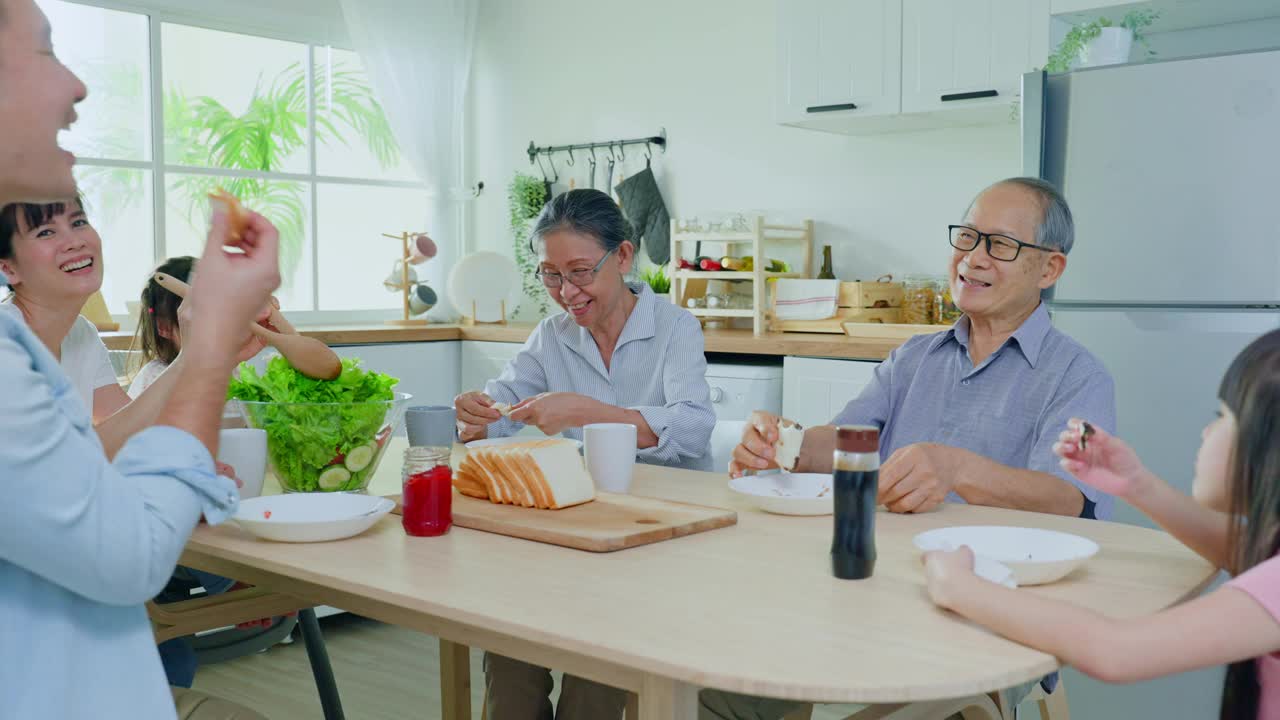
[535,248,615,288]
[948,225,1053,262]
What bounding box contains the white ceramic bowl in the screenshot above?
[465,436,582,451]
[728,473,833,516]
[913,525,1100,586]
[233,493,395,543]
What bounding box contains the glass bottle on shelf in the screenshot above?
[818,245,836,279]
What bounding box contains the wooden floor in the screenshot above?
[193,614,855,719]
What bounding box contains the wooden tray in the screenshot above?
[841,322,943,340]
[388,491,737,553]
[773,307,901,334]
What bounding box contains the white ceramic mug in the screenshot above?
[583,423,638,494]
[217,428,267,500]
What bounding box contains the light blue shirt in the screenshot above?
[0,313,238,719]
[833,303,1117,519]
[485,283,715,469]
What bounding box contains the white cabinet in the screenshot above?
[460,340,526,395]
[777,0,1052,132]
[901,0,1049,114]
[776,0,902,126]
[782,356,878,430]
[330,342,460,411]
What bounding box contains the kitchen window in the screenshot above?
[40,0,429,318]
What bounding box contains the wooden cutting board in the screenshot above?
[388,491,737,553]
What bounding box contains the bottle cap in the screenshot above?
[836,425,879,453]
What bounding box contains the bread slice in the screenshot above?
[455,439,594,510]
[453,466,489,499]
[775,419,805,471]
[208,188,249,243]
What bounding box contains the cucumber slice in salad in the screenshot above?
[317,466,351,491]
[343,442,377,473]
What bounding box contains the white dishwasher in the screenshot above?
[704,362,783,473]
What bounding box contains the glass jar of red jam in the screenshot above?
[401,446,452,537]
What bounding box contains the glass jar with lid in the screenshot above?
[401,446,452,537]
[935,277,963,324]
[902,274,937,325]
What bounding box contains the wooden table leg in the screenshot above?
[638,674,698,720]
[439,638,472,720]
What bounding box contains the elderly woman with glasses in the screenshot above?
[454,188,714,469]
[454,188,714,720]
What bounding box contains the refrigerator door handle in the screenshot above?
[1122,310,1280,334]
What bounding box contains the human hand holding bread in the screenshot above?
[730,410,805,477]
[454,391,512,441]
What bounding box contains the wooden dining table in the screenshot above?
[181,438,1216,719]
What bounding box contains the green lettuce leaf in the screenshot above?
[228,356,399,491]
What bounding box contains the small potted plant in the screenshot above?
[1046,9,1159,73]
[640,265,671,302]
[508,173,550,317]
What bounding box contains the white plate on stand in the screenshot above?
[448,251,521,322]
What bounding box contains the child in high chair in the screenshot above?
[924,328,1280,718]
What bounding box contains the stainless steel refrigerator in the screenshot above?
[1022,49,1280,530]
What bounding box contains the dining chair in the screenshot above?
[996,678,1070,720]
[148,588,348,720]
[479,693,640,719]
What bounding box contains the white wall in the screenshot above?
[466,0,1021,319]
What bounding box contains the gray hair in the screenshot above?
[968,176,1075,255]
[528,188,632,255]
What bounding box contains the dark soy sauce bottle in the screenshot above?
[831,425,879,580]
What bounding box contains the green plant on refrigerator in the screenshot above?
[1046,9,1159,73]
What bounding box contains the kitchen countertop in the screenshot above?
[102,322,929,361]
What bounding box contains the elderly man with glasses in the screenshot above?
[706,176,1116,719]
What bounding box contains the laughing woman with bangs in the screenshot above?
[0,199,268,458]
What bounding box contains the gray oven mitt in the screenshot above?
[615,168,670,265]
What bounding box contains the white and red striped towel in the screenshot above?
[773,279,839,320]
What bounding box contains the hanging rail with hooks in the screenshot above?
[526,128,667,164]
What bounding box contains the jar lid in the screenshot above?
[836,425,879,453]
[405,445,450,461]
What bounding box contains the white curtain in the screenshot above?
[338,0,478,319]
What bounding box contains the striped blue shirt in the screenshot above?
[833,303,1116,519]
[484,283,715,470]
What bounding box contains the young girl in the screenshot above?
[924,329,1280,718]
[129,255,195,398]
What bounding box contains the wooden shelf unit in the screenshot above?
[668,216,813,336]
